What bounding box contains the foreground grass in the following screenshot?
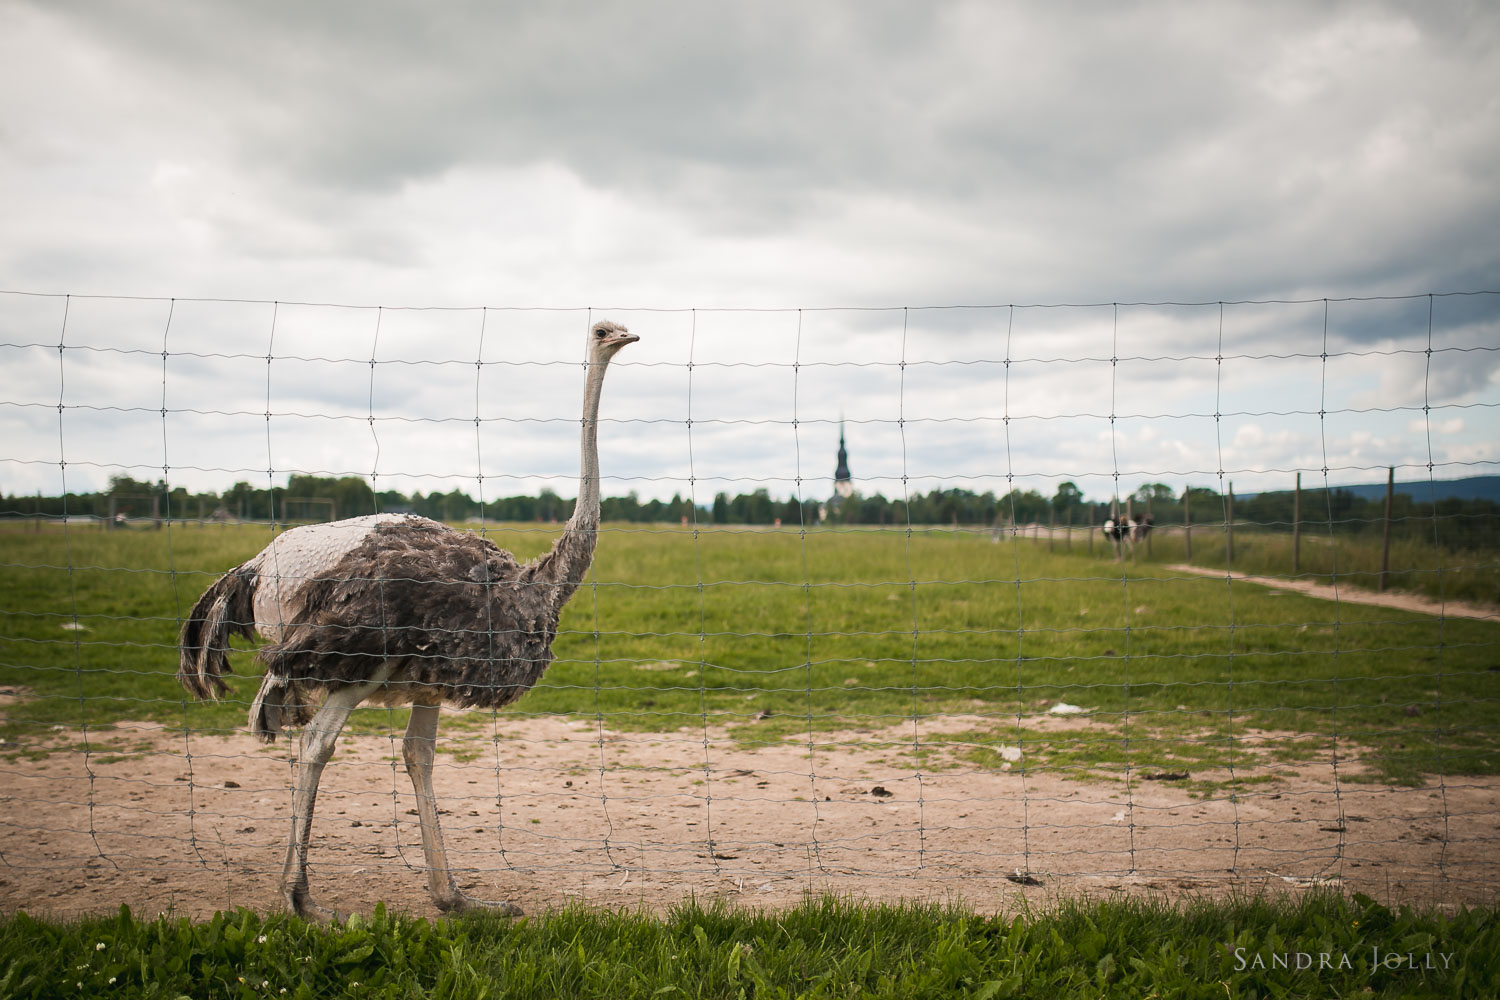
[2,521,1498,789]
[2,892,1495,999]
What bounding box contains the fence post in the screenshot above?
[1065,506,1072,552]
[152,492,162,531]
[1183,487,1192,562]
[1226,482,1235,567]
[1145,496,1153,557]
[1088,505,1095,555]
[1048,508,1055,552]
[1292,471,1301,576]
[1380,466,1394,592]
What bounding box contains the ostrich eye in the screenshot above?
[595,328,607,338]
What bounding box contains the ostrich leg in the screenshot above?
[402,703,523,915]
[281,668,392,921]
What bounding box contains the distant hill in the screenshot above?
[1243,476,1500,504]
[1336,475,1500,503]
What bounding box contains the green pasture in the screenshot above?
[1138,522,1499,607]
[1,520,1497,789]
[3,892,1496,999]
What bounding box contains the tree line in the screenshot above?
[3,475,1496,545]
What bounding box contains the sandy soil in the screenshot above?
[2,714,1495,921]
[1165,564,1499,621]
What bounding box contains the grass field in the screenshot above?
[1139,523,1500,607]
[2,892,1496,999]
[3,520,1499,996]
[2,519,1498,789]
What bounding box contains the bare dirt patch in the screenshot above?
[1167,564,1500,621]
[1,716,1494,921]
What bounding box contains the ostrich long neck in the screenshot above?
[528,356,609,606]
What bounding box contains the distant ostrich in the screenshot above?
[178,320,638,920]
[1101,512,1154,560]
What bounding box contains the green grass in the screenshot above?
[1136,523,1500,607]
[1,892,1495,998]
[2,521,1499,789]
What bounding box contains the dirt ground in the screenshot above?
[2,713,1495,921]
[1166,564,1500,622]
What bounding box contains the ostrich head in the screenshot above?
[589,320,638,359]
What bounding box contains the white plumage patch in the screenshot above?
[247,513,434,641]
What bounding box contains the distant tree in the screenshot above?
[998,489,1049,524]
[711,493,729,524]
[530,489,561,521]
[1133,483,1175,504]
[600,491,643,522]
[731,489,776,524]
[107,475,152,496]
[1052,481,1083,511]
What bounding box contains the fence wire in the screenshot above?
[0,289,1497,917]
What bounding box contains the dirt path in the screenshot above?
[2,717,1494,921]
[1166,564,1499,621]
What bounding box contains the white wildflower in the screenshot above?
[257,934,268,944]
[109,978,117,985]
[96,942,106,951]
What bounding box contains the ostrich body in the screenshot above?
[1101,513,1153,560]
[178,320,637,919]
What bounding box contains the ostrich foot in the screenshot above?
[434,890,523,917]
[286,889,342,924]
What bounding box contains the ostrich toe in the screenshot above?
[435,890,524,917]
[286,889,342,924]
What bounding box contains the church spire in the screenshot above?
[833,417,853,499]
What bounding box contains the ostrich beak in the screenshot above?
[603,331,639,348]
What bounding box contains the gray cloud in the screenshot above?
[1,2,1496,502]
[9,1,1493,303]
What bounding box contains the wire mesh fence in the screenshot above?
[1,289,1497,917]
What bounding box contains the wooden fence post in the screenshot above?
[1380,466,1394,592]
[1292,471,1301,576]
[1088,505,1095,556]
[1183,487,1192,562]
[1145,496,1153,556]
[1048,508,1055,552]
[1226,482,1235,566]
[1065,506,1072,552]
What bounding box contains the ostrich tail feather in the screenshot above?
[248,672,314,743]
[178,566,258,700]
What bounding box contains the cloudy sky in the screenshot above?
[2,1,1496,507]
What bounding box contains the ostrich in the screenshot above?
[1101,512,1154,560]
[178,320,638,920]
